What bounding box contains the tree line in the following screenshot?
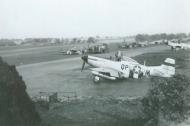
[135,33,189,42]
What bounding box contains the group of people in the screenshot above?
[109,50,123,61]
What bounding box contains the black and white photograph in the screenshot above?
[0,0,190,126]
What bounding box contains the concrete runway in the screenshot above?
[16,45,170,97]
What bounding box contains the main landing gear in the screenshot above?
[93,76,100,83]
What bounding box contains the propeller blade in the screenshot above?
[81,61,85,72]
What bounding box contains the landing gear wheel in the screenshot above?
[93,76,100,83]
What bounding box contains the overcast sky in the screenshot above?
[0,0,190,38]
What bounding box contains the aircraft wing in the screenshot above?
[122,56,139,64]
[90,68,119,80]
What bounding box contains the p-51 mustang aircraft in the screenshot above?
[168,41,190,50]
[81,55,175,82]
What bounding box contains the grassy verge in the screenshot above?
[133,50,190,69]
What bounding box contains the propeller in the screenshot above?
[81,61,85,72]
[81,55,88,72]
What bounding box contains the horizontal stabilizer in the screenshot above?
[164,58,175,66]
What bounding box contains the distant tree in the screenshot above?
[135,34,149,42]
[135,33,188,43]
[142,74,190,126]
[87,37,96,43]
[160,33,167,40]
[71,38,77,44]
[167,34,176,40]
[149,34,161,41]
[96,35,100,39]
[65,38,69,43]
[176,33,187,40]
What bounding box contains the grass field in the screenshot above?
[0,43,119,66]
[134,50,190,66]
[0,43,163,66]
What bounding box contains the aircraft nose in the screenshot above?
[81,55,88,62]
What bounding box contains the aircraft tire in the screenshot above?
[93,76,100,83]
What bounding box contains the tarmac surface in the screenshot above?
[16,45,170,97]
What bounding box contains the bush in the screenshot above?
[142,74,190,125]
[0,57,41,126]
